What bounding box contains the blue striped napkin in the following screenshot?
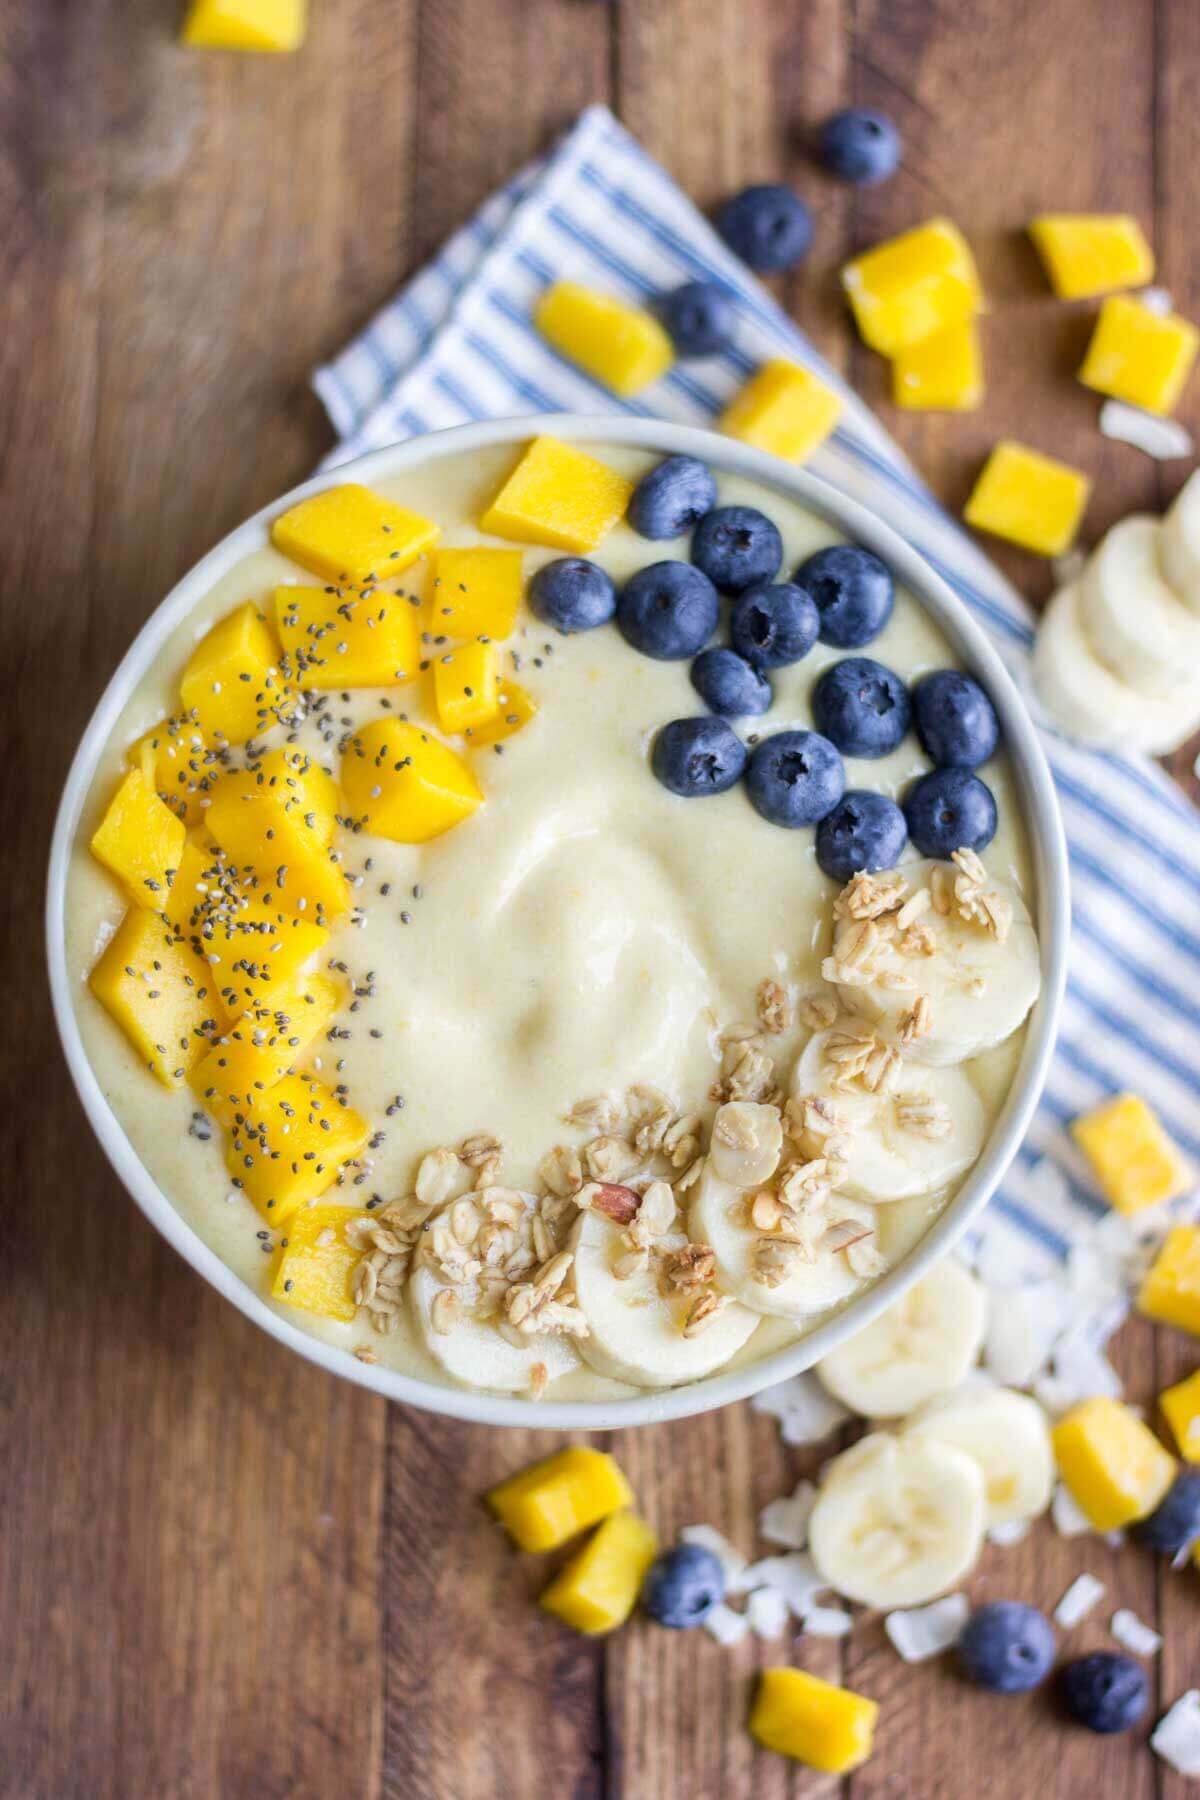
[314,103,1200,1296]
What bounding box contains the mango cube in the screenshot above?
[271,1204,362,1322]
[467,678,538,748]
[274,584,420,690]
[245,745,340,847]
[190,972,340,1127]
[91,768,186,910]
[341,718,482,844]
[1052,1396,1176,1530]
[963,439,1090,556]
[1029,215,1155,301]
[1079,294,1199,416]
[1071,1093,1191,1215]
[430,547,523,640]
[128,715,212,827]
[749,1669,878,1773]
[433,642,500,735]
[535,281,674,398]
[480,436,633,554]
[271,484,440,586]
[486,1447,634,1552]
[180,604,295,745]
[1160,1370,1200,1463]
[539,1511,658,1636]
[89,908,221,1088]
[1138,1227,1200,1336]
[182,0,306,50]
[205,772,351,923]
[163,840,327,1018]
[842,217,982,356]
[226,1073,370,1223]
[721,360,843,462]
[893,318,984,412]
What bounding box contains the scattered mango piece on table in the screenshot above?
[89,908,222,1089]
[90,768,186,910]
[749,1668,878,1773]
[486,1446,635,1552]
[1138,1226,1200,1336]
[466,678,538,749]
[271,1204,363,1322]
[205,771,351,923]
[963,439,1090,556]
[721,360,843,461]
[540,1511,658,1635]
[1160,1370,1200,1463]
[841,217,982,356]
[274,585,421,689]
[1071,1093,1192,1215]
[1052,1395,1177,1531]
[341,718,483,843]
[271,484,440,586]
[479,436,634,554]
[182,0,307,52]
[433,641,500,735]
[1028,214,1155,301]
[179,603,295,745]
[429,547,523,640]
[127,715,212,827]
[892,318,983,412]
[190,972,341,1128]
[535,282,674,398]
[1078,294,1199,415]
[226,1073,370,1224]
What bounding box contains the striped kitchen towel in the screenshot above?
[314,103,1200,1299]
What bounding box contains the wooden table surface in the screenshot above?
[5,1,1199,1795]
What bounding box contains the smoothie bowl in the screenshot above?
[46,416,1068,1428]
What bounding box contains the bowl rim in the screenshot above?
[46,412,1069,1430]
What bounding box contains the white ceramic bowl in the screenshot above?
[46,415,1069,1430]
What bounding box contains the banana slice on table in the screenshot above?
[816,1259,987,1417]
[791,1030,986,1202]
[1033,581,1200,752]
[410,1259,581,1397]
[905,1385,1054,1526]
[1162,469,1200,612]
[828,859,1041,1067]
[1080,516,1200,695]
[688,1164,875,1321]
[808,1430,987,1609]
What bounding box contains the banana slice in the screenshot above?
[816,1259,986,1416]
[1033,581,1200,752]
[688,1164,874,1321]
[569,1207,759,1389]
[808,1431,987,1608]
[1162,469,1200,612]
[1080,516,1200,695]
[829,859,1041,1067]
[791,1030,986,1201]
[905,1385,1054,1526]
[410,1260,581,1397]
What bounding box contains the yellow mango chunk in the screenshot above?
[274,584,421,690]
[1052,1396,1176,1531]
[487,1447,634,1552]
[480,436,633,554]
[842,218,982,356]
[429,547,523,640]
[341,718,482,844]
[271,1203,362,1322]
[226,1073,370,1224]
[540,1511,658,1636]
[1029,215,1155,301]
[433,641,500,735]
[91,768,186,910]
[179,604,295,746]
[205,772,351,923]
[1071,1093,1191,1215]
[127,715,213,827]
[89,908,222,1088]
[466,678,538,749]
[721,360,843,462]
[1079,294,1199,416]
[1138,1227,1200,1336]
[163,840,327,1018]
[535,282,674,398]
[190,972,340,1127]
[893,318,984,412]
[750,1668,878,1774]
[963,440,1090,556]
[182,0,306,50]
[244,746,340,847]
[1160,1370,1200,1463]
[271,484,439,586]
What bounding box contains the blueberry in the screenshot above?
[729,583,820,669]
[812,657,911,757]
[796,544,895,648]
[529,557,617,633]
[690,647,772,718]
[629,456,719,541]
[957,1602,1055,1695]
[642,1543,726,1629]
[651,716,747,798]
[913,670,1000,769]
[715,183,813,273]
[904,768,997,858]
[815,791,907,882]
[658,281,737,357]
[692,506,783,595]
[818,108,902,185]
[1132,1470,1200,1556]
[1061,1653,1148,1734]
[745,729,844,828]
[618,561,720,660]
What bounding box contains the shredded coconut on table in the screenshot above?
[1054,1572,1106,1627]
[803,1605,853,1638]
[1111,1608,1162,1657]
[759,1480,817,1550]
[1051,1484,1093,1539]
[703,1602,749,1648]
[1153,1691,1200,1776]
[751,1373,850,1445]
[747,1585,789,1640]
[885,1594,969,1663]
[1099,398,1195,460]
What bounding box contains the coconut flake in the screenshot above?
[1099,399,1194,460]
[759,1480,817,1550]
[1111,1608,1162,1656]
[885,1593,969,1663]
[1051,1483,1093,1538]
[680,1525,748,1590]
[747,1585,789,1640]
[738,1552,828,1614]
[1141,287,1174,316]
[1049,1328,1124,1409]
[988,1518,1031,1547]
[703,1601,749,1647]
[1055,1572,1106,1627]
[1036,1376,1083,1418]
[802,1604,853,1638]
[1152,1691,1200,1776]
[752,1373,851,1443]
[983,1279,1071,1387]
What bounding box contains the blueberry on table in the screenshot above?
[956,1602,1055,1695]
[815,791,907,882]
[1061,1653,1148,1734]
[818,109,902,186]
[628,456,718,541]
[745,729,845,828]
[812,657,911,757]
[1131,1470,1200,1555]
[715,184,814,273]
[913,669,1000,769]
[904,768,997,858]
[529,557,617,632]
[651,716,747,797]
[691,505,783,595]
[618,561,720,659]
[658,282,738,358]
[795,544,895,648]
[729,582,820,669]
[690,647,772,718]
[642,1542,726,1629]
